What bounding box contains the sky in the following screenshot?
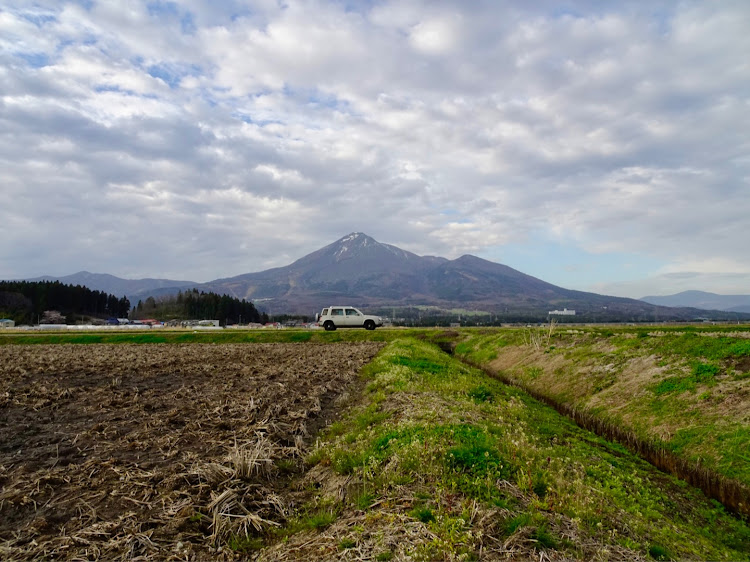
[1,1,749,299]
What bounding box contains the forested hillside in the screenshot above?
[131,289,267,325]
[0,282,268,327]
[0,280,130,324]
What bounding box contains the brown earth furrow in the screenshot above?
[0,342,384,560]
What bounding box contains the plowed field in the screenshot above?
[0,342,384,560]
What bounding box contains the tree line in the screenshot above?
[0,280,131,324]
[131,289,267,325]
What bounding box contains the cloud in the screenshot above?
[1,0,748,298]
[409,16,462,54]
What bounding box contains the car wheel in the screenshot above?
[364,320,375,330]
[324,321,336,331]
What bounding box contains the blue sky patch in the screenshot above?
[147,64,182,89]
[17,52,50,68]
[479,234,664,292]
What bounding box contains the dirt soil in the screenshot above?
[0,342,384,560]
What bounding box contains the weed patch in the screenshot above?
[410,506,436,524]
[648,543,671,560]
[228,534,264,553]
[467,384,494,403]
[302,508,337,530]
[690,360,720,381]
[653,375,696,395]
[339,537,357,549]
[531,524,558,549]
[445,425,510,478]
[392,355,448,374]
[652,361,720,395]
[505,512,532,535]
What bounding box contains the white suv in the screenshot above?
[317,306,383,331]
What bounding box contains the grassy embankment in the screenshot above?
[257,336,749,561]
[454,325,750,516]
[0,328,402,346]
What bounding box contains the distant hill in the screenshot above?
[24,271,197,302]
[641,290,750,313]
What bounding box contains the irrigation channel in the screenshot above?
[435,341,750,518]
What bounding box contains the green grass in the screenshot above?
[339,537,357,549]
[353,490,376,510]
[0,328,411,346]
[651,360,722,395]
[652,375,696,395]
[305,510,337,530]
[653,361,721,396]
[455,326,750,491]
[286,336,750,560]
[392,355,449,374]
[650,333,750,361]
[648,543,671,561]
[691,360,721,380]
[467,384,494,403]
[277,502,340,537]
[410,506,436,523]
[0,326,482,346]
[445,425,511,478]
[454,332,502,362]
[505,512,533,535]
[227,534,264,553]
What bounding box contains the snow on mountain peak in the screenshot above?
[334,233,374,259]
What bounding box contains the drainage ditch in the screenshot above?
[436,340,749,518]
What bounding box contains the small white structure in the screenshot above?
[549,308,576,316]
[179,319,221,328]
[0,318,15,328]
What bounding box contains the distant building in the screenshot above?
[549,308,576,316]
[0,318,15,328]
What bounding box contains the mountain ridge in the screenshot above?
[641,290,750,313]
[23,271,197,302]
[192,233,741,320]
[17,233,748,321]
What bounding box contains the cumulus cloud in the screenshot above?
[1,0,748,297]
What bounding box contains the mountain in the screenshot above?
[24,234,746,321]
[641,291,750,313]
[194,233,735,321]
[24,271,197,302]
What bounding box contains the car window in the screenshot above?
[346,309,361,316]
[332,308,344,316]
[320,308,328,316]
